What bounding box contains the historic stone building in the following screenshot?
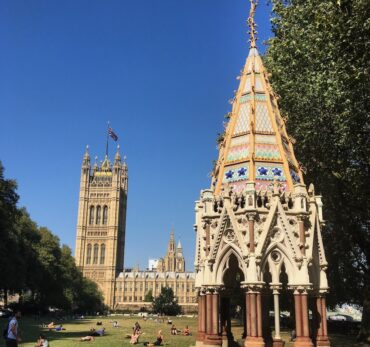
[194,2,330,347]
[115,232,196,312]
[75,147,196,312]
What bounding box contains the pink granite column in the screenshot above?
[294,290,313,347]
[245,288,265,347]
[316,296,330,346]
[205,289,221,345]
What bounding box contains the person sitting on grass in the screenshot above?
[183,325,191,336]
[170,325,177,335]
[113,321,119,328]
[47,322,55,330]
[144,330,163,346]
[133,322,141,334]
[130,329,140,344]
[35,334,49,347]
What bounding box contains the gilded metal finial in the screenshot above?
[248,0,258,48]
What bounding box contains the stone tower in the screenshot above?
[176,240,185,272]
[194,1,330,347]
[75,145,128,308]
[157,231,186,273]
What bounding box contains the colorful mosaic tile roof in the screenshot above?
[212,21,303,194]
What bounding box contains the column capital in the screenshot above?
[270,283,282,293]
[241,281,264,292]
[246,212,257,221]
[290,285,311,295]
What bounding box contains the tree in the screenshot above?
[0,161,21,304]
[265,0,370,341]
[144,289,154,302]
[0,161,105,313]
[152,287,181,316]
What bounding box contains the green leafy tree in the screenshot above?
[265,0,370,340]
[152,287,181,316]
[0,161,21,304]
[144,289,154,302]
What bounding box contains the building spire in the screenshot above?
[212,0,303,195]
[247,0,258,49]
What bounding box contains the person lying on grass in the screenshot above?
[80,336,94,342]
[89,328,105,336]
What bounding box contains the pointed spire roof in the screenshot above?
[212,1,303,194]
[82,145,90,167]
[101,155,111,171]
[114,145,122,166]
[177,240,182,249]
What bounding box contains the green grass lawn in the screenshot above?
[5,316,363,347]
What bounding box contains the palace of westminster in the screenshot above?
[74,150,196,312]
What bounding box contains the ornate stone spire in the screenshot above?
[82,145,90,167]
[212,1,303,194]
[177,240,182,249]
[114,145,122,166]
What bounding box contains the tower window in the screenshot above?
[93,243,99,264]
[96,206,101,224]
[89,206,95,225]
[100,244,106,265]
[86,244,92,264]
[103,206,108,225]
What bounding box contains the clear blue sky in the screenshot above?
[0,0,272,270]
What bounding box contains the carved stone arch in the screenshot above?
[261,242,296,285]
[214,244,247,285]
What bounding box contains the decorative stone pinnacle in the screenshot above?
[248,0,258,49]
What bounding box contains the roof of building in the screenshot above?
[212,0,303,194]
[117,271,195,280]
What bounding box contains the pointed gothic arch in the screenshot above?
[215,244,247,285]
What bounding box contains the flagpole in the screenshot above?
[106,121,110,157]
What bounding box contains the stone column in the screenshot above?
[197,292,206,342]
[206,291,213,338]
[205,289,222,345]
[271,286,284,347]
[245,287,265,347]
[293,289,313,347]
[315,295,330,346]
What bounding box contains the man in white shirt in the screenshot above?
[6,311,21,347]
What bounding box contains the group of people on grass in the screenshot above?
[3,311,191,347]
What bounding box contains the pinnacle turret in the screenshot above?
[114,145,122,169]
[82,145,90,167]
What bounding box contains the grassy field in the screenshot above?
[4,316,364,347]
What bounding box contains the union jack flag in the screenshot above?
[108,127,118,141]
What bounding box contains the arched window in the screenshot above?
[93,243,99,264]
[103,206,108,225]
[100,244,106,265]
[86,244,92,264]
[96,206,101,224]
[89,206,95,225]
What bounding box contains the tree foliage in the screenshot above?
[152,287,181,316]
[264,0,370,340]
[0,161,104,313]
[144,289,154,303]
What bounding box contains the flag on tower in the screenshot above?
[108,127,118,141]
